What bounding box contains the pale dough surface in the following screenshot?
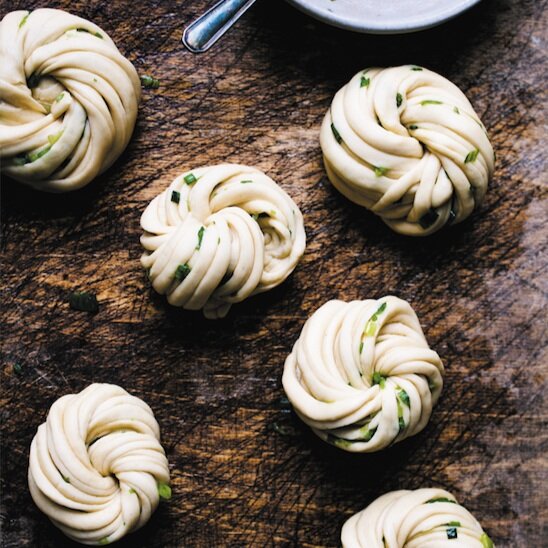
[320,65,495,235]
[0,9,140,192]
[141,163,306,319]
[282,296,444,452]
[28,383,170,545]
[341,488,494,547]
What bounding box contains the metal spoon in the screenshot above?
[182,0,258,53]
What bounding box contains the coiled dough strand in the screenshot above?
[28,383,170,545]
[282,297,444,452]
[0,9,140,192]
[141,163,306,319]
[341,488,494,547]
[320,66,495,235]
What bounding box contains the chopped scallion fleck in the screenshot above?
[196,226,205,249]
[69,292,99,313]
[409,124,418,130]
[55,92,65,103]
[174,264,191,281]
[184,173,197,185]
[465,149,479,163]
[240,179,253,184]
[372,372,386,388]
[398,390,410,406]
[360,76,370,88]
[171,190,180,204]
[411,66,423,71]
[19,12,30,28]
[453,106,460,114]
[158,483,172,500]
[396,93,403,107]
[373,166,388,177]
[420,100,443,106]
[140,75,160,89]
[47,130,63,145]
[331,123,343,144]
[426,497,457,504]
[98,537,109,545]
[480,533,494,548]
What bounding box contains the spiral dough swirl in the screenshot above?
[141,164,306,319]
[320,66,495,236]
[0,9,140,192]
[282,297,444,452]
[28,384,170,545]
[341,488,494,547]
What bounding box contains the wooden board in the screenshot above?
[1,0,547,546]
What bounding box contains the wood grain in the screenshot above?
[1,0,547,546]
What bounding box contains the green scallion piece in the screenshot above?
[171,190,180,204]
[158,482,172,500]
[98,537,109,545]
[47,130,63,145]
[398,390,410,407]
[446,521,461,527]
[19,12,30,28]
[465,149,479,163]
[26,145,52,163]
[426,497,457,504]
[240,180,253,184]
[411,66,423,71]
[373,166,388,177]
[55,92,65,103]
[396,93,403,107]
[196,226,205,250]
[372,372,386,388]
[331,123,343,144]
[360,76,370,88]
[174,263,191,281]
[184,173,197,185]
[140,75,160,89]
[69,292,99,313]
[409,124,418,130]
[13,156,29,166]
[362,426,377,442]
[129,488,137,494]
[480,533,494,548]
[359,341,364,354]
[420,100,443,106]
[453,106,460,114]
[63,476,71,483]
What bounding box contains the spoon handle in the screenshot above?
[182,0,258,53]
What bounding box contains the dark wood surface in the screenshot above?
[1,1,547,546]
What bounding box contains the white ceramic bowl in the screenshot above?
[286,0,482,34]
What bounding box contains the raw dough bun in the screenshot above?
[320,65,495,236]
[140,163,306,319]
[341,488,494,547]
[0,9,140,192]
[28,384,170,545]
[282,296,443,452]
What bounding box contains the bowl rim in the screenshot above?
[285,0,483,34]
